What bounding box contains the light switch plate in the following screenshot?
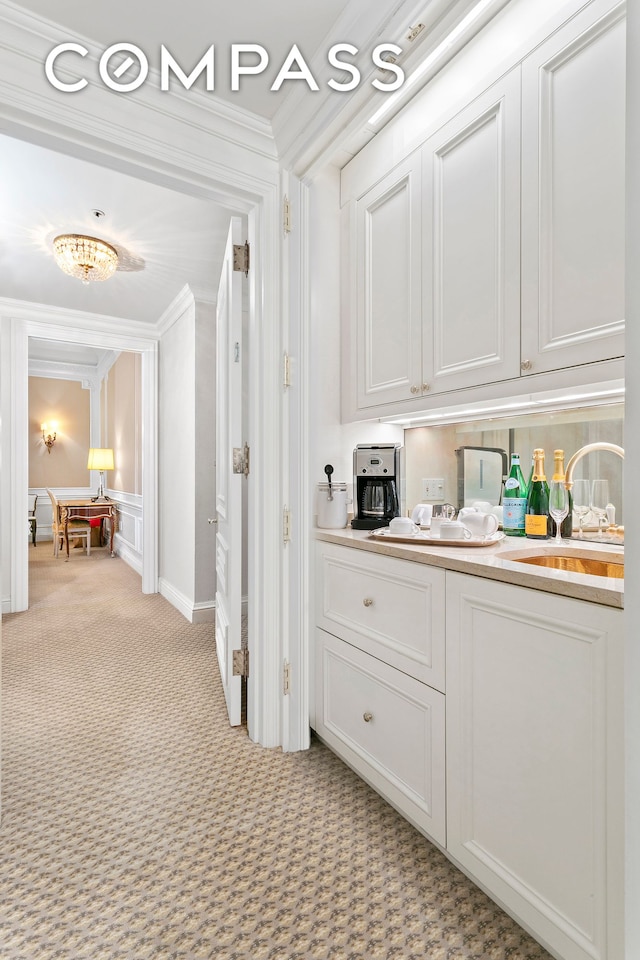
[422,478,444,500]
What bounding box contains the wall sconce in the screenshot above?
[41,421,58,453]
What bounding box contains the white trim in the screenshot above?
[96,350,120,382]
[2,312,159,610]
[113,534,142,577]
[192,601,215,624]
[28,358,100,385]
[156,284,197,337]
[1,296,162,341]
[158,577,195,622]
[245,189,283,749]
[0,0,277,163]
[157,579,215,624]
[0,20,287,748]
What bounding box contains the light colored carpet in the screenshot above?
[0,547,552,960]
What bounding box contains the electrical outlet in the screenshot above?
[421,478,445,500]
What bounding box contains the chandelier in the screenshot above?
[53,234,119,284]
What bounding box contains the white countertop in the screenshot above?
[315,527,624,609]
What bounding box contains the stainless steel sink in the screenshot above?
[509,552,624,579]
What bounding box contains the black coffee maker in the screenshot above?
[352,444,403,529]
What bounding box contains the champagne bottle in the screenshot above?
[552,449,573,539]
[526,454,535,492]
[503,453,527,537]
[525,448,550,539]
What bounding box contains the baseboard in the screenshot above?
[158,578,216,624]
[113,535,142,577]
[192,600,215,624]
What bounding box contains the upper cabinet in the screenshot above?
[521,0,626,375]
[341,0,625,422]
[422,71,521,395]
[353,151,423,408]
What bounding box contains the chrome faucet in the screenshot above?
[564,442,624,488]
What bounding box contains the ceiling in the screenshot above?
[1,133,235,326]
[2,0,360,366]
[10,0,350,120]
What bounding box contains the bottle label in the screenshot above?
[503,497,526,529]
[525,514,548,536]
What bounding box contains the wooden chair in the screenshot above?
[28,493,38,546]
[46,489,91,558]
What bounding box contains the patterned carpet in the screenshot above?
[0,547,553,960]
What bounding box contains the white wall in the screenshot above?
[193,299,217,612]
[308,166,402,520]
[158,291,217,623]
[158,299,197,619]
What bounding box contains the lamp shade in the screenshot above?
[87,448,114,471]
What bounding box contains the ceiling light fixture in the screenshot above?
[53,234,118,284]
[368,0,497,128]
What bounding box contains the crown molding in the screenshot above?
[154,283,195,338]
[28,357,100,385]
[0,0,279,196]
[271,0,471,173]
[0,296,160,348]
[96,349,120,381]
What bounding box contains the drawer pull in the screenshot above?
[363,597,374,607]
[363,711,373,723]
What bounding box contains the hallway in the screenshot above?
[0,549,551,960]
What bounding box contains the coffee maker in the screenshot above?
[352,444,403,529]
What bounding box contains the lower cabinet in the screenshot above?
[314,544,624,960]
[446,572,623,960]
[315,627,446,847]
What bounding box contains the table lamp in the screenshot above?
[87,448,114,501]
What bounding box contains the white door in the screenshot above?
[215,217,245,725]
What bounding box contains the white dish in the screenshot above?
[370,529,505,547]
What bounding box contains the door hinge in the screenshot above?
[233,442,250,476]
[283,660,291,695]
[283,196,292,235]
[283,351,291,387]
[283,507,291,543]
[233,241,250,276]
[233,648,249,677]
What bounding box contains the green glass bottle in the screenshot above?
[503,453,527,537]
[525,448,550,539]
[552,449,574,539]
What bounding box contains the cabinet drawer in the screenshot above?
[315,628,446,847]
[317,542,445,691]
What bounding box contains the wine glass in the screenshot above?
[590,479,610,539]
[571,479,591,538]
[548,480,569,545]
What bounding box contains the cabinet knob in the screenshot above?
[410,384,421,395]
[521,359,532,371]
[363,711,373,723]
[421,383,430,392]
[363,597,374,607]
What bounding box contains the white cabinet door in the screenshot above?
[354,151,423,408]
[521,0,626,376]
[315,627,446,847]
[316,542,446,691]
[446,572,623,960]
[422,70,521,394]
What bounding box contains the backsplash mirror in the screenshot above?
[404,403,624,522]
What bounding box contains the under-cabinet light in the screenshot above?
[368,0,497,128]
[381,383,625,427]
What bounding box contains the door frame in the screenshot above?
[3,305,159,608]
[0,141,287,754]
